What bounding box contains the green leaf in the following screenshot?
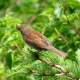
[6,51,13,69]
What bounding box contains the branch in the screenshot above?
[38,58,76,80]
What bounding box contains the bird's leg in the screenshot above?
[33,51,40,60]
[28,47,41,60]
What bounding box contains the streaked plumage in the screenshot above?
[17,26,67,58]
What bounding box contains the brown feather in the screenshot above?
[17,26,67,58]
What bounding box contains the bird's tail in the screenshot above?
[48,46,67,58]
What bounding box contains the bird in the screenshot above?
[17,25,67,58]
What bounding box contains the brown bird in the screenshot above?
[17,26,67,58]
[17,16,67,58]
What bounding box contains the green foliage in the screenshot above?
[0,0,80,80]
[6,51,13,69]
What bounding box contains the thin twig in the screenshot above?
[39,58,76,80]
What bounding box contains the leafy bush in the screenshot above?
[0,0,80,80]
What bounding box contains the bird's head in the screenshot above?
[17,24,26,33]
[17,24,31,36]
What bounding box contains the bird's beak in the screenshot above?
[17,24,21,30]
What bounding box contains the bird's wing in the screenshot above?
[24,30,52,49]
